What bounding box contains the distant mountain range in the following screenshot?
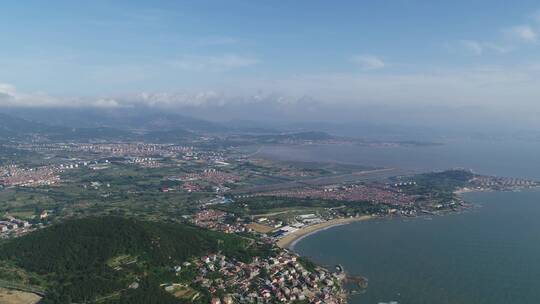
[0,108,340,143]
[0,108,238,142]
[0,112,133,141]
[2,107,224,132]
[0,113,61,139]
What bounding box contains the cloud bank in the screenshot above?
[2,60,539,111]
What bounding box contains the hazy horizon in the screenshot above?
[1,1,540,131]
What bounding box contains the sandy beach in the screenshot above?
[453,187,478,195]
[276,215,372,249]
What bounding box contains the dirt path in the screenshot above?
[0,288,41,304]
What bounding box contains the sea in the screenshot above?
[255,139,540,179]
[256,139,540,304]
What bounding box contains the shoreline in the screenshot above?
[276,215,372,249]
[454,185,540,197]
[278,186,539,250]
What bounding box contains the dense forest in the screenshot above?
[0,216,265,303]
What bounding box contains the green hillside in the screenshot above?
[0,216,268,303]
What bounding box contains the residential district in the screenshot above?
[169,251,347,304]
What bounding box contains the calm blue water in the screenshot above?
[257,139,540,180]
[294,190,540,303]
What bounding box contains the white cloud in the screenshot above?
[0,83,59,107]
[92,98,121,108]
[2,59,540,114]
[459,40,484,55]
[0,83,122,108]
[453,11,540,57]
[454,40,513,55]
[136,91,222,107]
[129,90,310,109]
[503,25,537,42]
[0,83,17,97]
[118,64,540,111]
[170,54,259,71]
[222,63,540,110]
[350,54,386,70]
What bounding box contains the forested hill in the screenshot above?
[0,217,266,303]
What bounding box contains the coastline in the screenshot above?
[278,185,538,251]
[453,187,476,195]
[276,215,372,249]
[454,185,540,197]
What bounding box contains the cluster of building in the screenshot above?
[169,148,233,165]
[181,182,202,193]
[0,160,98,187]
[254,215,329,239]
[250,183,416,206]
[392,181,417,187]
[127,157,163,168]
[11,142,237,167]
[191,209,250,234]
[0,165,61,187]
[177,169,240,184]
[165,169,241,194]
[11,142,199,160]
[186,251,345,304]
[0,216,32,237]
[470,176,539,190]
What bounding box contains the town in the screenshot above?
[172,251,346,303]
[239,183,417,206]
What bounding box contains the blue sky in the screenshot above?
[1,0,540,113]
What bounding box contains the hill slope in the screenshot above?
[0,113,58,138]
[0,217,265,303]
[0,112,137,141]
[3,107,225,132]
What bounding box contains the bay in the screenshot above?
[256,139,540,180]
[294,190,540,304]
[261,139,540,303]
